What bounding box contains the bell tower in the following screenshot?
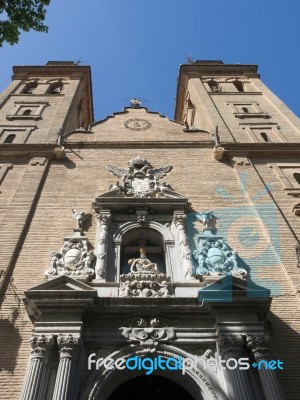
[175,60,300,143]
[0,61,93,144]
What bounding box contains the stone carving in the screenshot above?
[122,318,175,342]
[193,235,246,278]
[218,334,244,358]
[30,335,54,359]
[128,248,159,274]
[72,209,87,230]
[173,214,195,281]
[107,156,173,197]
[95,213,111,279]
[57,334,80,358]
[197,211,215,229]
[120,274,174,298]
[246,335,270,360]
[46,238,95,280]
[120,246,174,297]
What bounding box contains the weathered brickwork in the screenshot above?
[0,61,299,399]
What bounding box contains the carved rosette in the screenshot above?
[173,214,195,281]
[119,273,174,297]
[30,334,54,360]
[246,335,271,360]
[218,334,244,359]
[57,334,80,359]
[95,212,111,279]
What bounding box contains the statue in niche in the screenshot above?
[119,242,174,297]
[128,247,159,274]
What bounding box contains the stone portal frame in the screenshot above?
[79,344,228,400]
[112,220,178,282]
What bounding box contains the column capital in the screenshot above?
[246,334,271,360]
[57,334,80,359]
[30,334,54,360]
[219,334,244,358]
[96,211,111,223]
[172,213,186,225]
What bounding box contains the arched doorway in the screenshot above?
[79,345,228,400]
[108,375,195,400]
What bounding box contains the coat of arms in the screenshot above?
[107,156,173,197]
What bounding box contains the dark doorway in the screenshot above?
[108,375,195,400]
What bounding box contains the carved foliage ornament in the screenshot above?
[57,334,80,359]
[246,335,270,360]
[107,156,173,197]
[121,318,175,342]
[30,335,54,359]
[119,274,174,298]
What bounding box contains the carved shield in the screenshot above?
[64,248,82,266]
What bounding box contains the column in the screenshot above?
[219,334,256,400]
[173,212,195,281]
[95,211,111,280]
[246,335,285,400]
[21,334,54,400]
[52,334,80,400]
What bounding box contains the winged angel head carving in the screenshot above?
[107,156,174,197]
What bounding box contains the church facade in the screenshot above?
[0,60,300,399]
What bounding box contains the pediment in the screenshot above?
[64,107,214,144]
[26,275,96,292]
[198,275,270,302]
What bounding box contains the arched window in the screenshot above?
[294,173,300,185]
[23,82,37,94]
[260,132,269,142]
[242,107,249,113]
[208,80,221,92]
[48,83,63,94]
[23,109,32,116]
[4,134,16,143]
[233,80,244,92]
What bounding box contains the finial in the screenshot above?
[130,98,141,108]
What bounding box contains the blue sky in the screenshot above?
[1,0,299,121]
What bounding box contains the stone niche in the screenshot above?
[92,156,199,297]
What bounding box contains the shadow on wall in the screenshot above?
[269,311,300,398]
[0,312,22,372]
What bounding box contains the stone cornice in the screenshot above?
[0,143,58,158]
[12,65,92,79]
[220,142,300,158]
